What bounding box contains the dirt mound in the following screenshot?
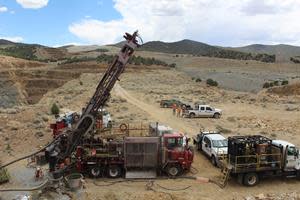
[35,47,69,60]
[267,83,300,96]
[0,55,44,70]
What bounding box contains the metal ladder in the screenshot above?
[219,167,231,188]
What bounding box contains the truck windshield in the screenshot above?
[287,146,296,156]
[167,137,183,148]
[212,140,228,148]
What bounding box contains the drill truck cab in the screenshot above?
[223,135,300,187]
[162,133,194,176]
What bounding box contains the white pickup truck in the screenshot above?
[184,105,222,118]
[193,132,228,166]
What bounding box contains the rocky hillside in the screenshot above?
[267,82,300,96]
[0,41,68,61]
[138,40,276,63]
[233,44,300,62]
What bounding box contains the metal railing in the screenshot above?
[229,153,282,172]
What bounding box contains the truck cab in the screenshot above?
[185,105,222,118]
[272,140,300,171]
[162,133,194,176]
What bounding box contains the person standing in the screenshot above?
[181,105,186,117]
[177,106,182,117]
[172,103,177,116]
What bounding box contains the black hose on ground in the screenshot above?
[0,179,49,192]
[0,136,61,170]
[92,177,194,191]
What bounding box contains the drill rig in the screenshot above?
[0,31,193,180]
[45,31,141,175]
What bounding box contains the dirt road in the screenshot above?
[114,83,196,134]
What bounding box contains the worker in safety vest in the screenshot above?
[177,107,182,117]
[172,104,176,116]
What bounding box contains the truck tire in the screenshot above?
[211,156,217,166]
[89,166,101,178]
[213,113,220,119]
[163,104,168,108]
[166,164,182,177]
[189,113,196,118]
[108,165,122,178]
[243,173,259,186]
[107,121,112,129]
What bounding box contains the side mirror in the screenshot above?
[295,149,299,158]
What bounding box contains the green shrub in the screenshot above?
[273,80,279,86]
[51,103,60,115]
[263,82,270,88]
[0,45,37,60]
[195,78,202,82]
[60,56,96,65]
[282,80,289,85]
[206,79,218,86]
[169,63,176,68]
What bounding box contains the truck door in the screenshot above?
[205,107,214,117]
[199,106,205,117]
[285,146,298,170]
[202,136,212,156]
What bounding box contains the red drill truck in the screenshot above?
[75,132,193,178]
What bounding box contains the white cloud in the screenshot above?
[16,0,49,9]
[69,0,300,46]
[0,36,24,42]
[0,6,8,12]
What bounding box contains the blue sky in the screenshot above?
[0,0,121,46]
[1,0,300,47]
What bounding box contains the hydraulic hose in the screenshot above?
[0,136,61,170]
[0,179,49,192]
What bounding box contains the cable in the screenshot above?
[0,179,49,192]
[0,136,62,170]
[92,178,192,191]
[155,183,191,191]
[92,179,128,187]
[189,166,199,175]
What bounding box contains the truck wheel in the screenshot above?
[108,165,122,178]
[211,156,217,166]
[107,121,112,128]
[90,166,101,178]
[166,164,182,177]
[213,113,220,119]
[243,173,259,186]
[189,113,196,118]
[163,104,168,108]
